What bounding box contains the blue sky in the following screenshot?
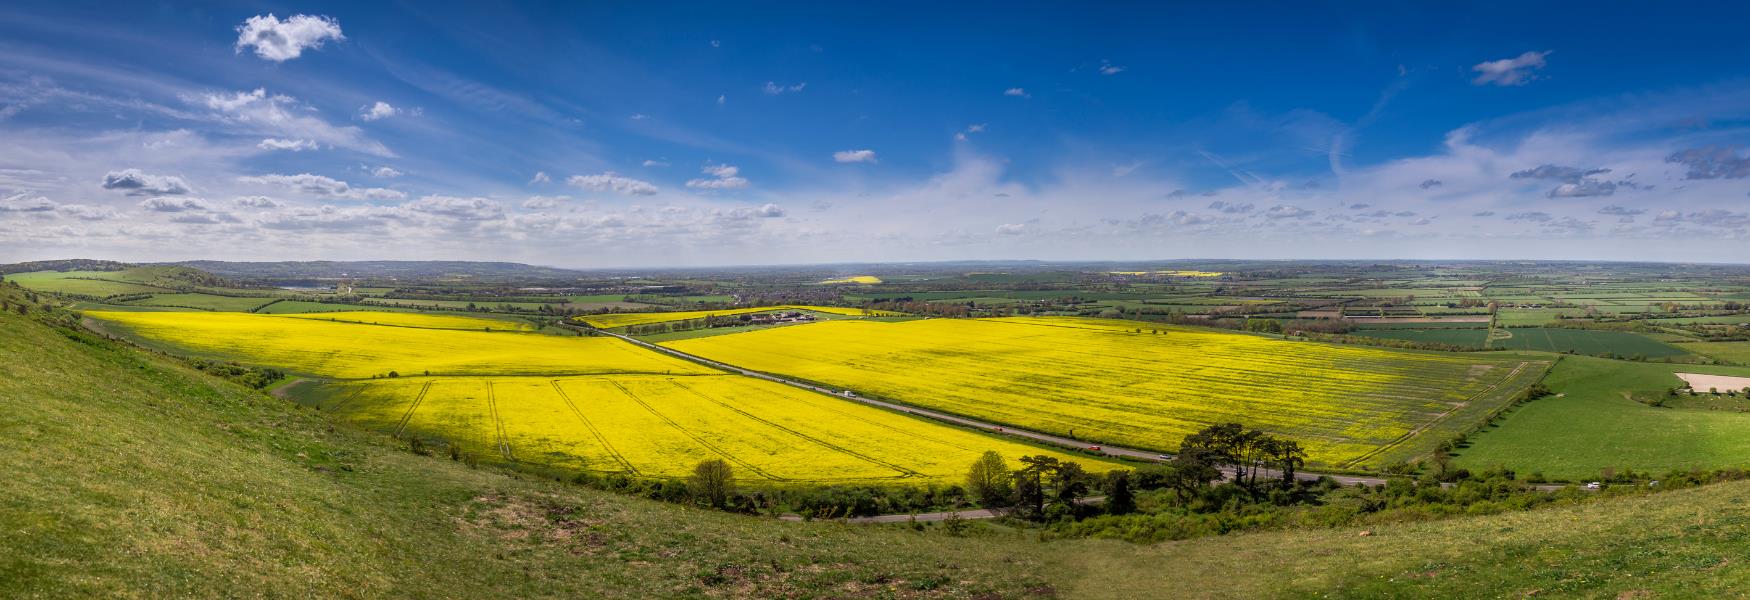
[3,2,1750,266]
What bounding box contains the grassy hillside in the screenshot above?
[8,282,1750,598]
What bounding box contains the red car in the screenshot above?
[1088,446,1101,452]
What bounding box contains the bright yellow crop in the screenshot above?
[271,311,535,331]
[321,374,1116,484]
[86,311,711,379]
[579,305,896,329]
[1108,270,1224,277]
[821,275,882,285]
[666,316,1543,464]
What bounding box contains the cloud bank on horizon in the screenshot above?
[1,2,1749,267]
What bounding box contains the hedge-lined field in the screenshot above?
[668,316,1548,465]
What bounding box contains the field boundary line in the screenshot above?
[607,380,785,481]
[668,379,921,478]
[549,380,638,475]
[392,381,433,437]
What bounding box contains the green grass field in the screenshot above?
[1353,327,1689,357]
[362,297,556,311]
[1350,328,1489,347]
[1681,341,1750,365]
[5,271,168,296]
[1651,314,1750,325]
[1492,328,1688,357]
[254,300,418,314]
[124,293,278,312]
[1456,356,1750,480]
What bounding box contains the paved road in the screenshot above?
[584,324,1579,513]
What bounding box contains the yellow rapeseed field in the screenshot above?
[578,305,895,329]
[320,374,1115,483]
[86,311,711,379]
[821,275,882,285]
[665,316,1547,464]
[271,310,535,331]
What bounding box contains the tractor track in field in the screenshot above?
[667,378,923,479]
[391,381,433,437]
[485,381,513,461]
[607,380,787,482]
[1336,359,1548,469]
[591,326,1582,496]
[550,380,639,475]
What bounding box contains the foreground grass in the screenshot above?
[1456,356,1750,480]
[1060,479,1750,598]
[10,287,1750,597]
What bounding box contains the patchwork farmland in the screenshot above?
[666,316,1550,466]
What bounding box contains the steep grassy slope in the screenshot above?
[7,284,1750,598]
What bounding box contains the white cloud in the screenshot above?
[237,173,404,200]
[687,164,750,189]
[641,159,670,168]
[723,203,785,220]
[630,113,647,120]
[567,172,659,196]
[205,88,267,112]
[102,169,192,196]
[359,101,400,121]
[1472,50,1551,86]
[139,197,212,212]
[522,196,567,210]
[234,14,344,62]
[1547,180,1616,198]
[0,193,55,212]
[710,40,721,48]
[1004,88,1030,98]
[201,88,392,157]
[56,204,118,221]
[1098,60,1126,75]
[1263,205,1313,219]
[995,223,1027,235]
[717,95,726,105]
[371,166,403,179]
[233,195,281,208]
[833,149,878,164]
[257,138,319,152]
[763,81,807,95]
[403,195,504,221]
[529,171,551,185]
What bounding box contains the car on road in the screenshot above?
[1157,454,1172,460]
[1585,481,1602,490]
[1087,446,1101,452]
